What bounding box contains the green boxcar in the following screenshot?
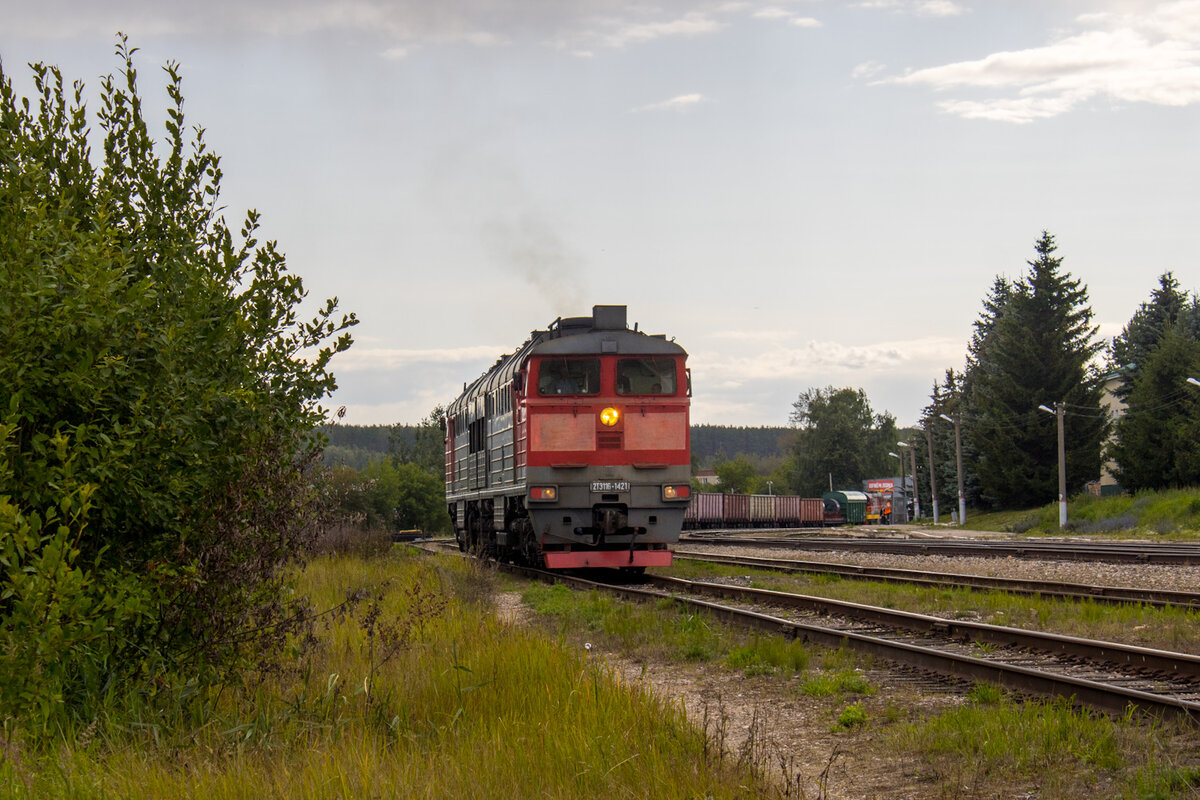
[822,490,868,525]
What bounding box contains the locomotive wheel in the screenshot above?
[512,519,544,568]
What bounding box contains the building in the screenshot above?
[1093,371,1127,497]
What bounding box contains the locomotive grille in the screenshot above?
[597,431,623,450]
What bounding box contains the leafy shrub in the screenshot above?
[0,41,355,732]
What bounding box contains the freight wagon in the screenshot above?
[683,492,843,529]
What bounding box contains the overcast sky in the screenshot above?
[4,0,1199,428]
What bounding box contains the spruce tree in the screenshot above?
[1108,272,1193,393]
[1108,328,1200,491]
[963,232,1106,508]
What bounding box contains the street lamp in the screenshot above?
[897,440,919,520]
[887,451,906,523]
[938,412,966,525]
[1038,402,1067,528]
[766,480,773,496]
[1188,377,1200,388]
[924,423,939,524]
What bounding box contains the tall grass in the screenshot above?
[1,551,771,799]
[892,692,1199,800]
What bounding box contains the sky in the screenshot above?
[4,0,1200,429]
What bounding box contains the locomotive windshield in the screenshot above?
[616,357,676,395]
[537,358,601,396]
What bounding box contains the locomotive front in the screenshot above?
[445,305,690,570]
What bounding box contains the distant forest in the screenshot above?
[321,423,790,470]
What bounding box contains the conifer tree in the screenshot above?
[1108,272,1194,394]
[963,232,1106,508]
[1108,328,1200,491]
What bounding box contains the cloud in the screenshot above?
[693,333,964,385]
[914,1,965,17]
[851,60,887,79]
[853,0,964,15]
[6,1,822,58]
[334,345,505,371]
[599,11,724,47]
[880,1,1200,122]
[630,93,710,112]
[753,7,793,20]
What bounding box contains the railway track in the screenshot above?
[503,563,1200,721]
[679,533,1200,565]
[414,541,1200,719]
[673,550,1200,609]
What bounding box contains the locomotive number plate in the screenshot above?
[590,480,630,493]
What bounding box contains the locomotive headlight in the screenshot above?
[599,407,621,427]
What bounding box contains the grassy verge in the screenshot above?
[894,688,1200,800]
[0,550,771,799]
[522,566,1199,799]
[663,558,1200,653]
[957,487,1200,537]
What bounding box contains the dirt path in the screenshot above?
[493,591,964,799]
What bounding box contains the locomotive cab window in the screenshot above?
[537,358,600,396]
[616,357,677,395]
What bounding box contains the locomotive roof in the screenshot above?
[449,305,686,414]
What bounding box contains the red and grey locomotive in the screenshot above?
[445,305,690,570]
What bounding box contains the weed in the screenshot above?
[831,703,868,732]
[801,670,874,699]
[967,683,1004,704]
[726,635,811,677]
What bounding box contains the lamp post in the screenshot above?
[1038,402,1067,528]
[887,451,906,523]
[897,440,919,520]
[766,480,773,496]
[925,424,939,524]
[1188,377,1200,388]
[938,412,965,525]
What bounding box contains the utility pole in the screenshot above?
[939,413,965,525]
[888,451,907,524]
[1038,402,1067,528]
[898,440,919,520]
[925,424,939,523]
[909,445,919,520]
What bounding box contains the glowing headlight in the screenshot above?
[600,407,621,426]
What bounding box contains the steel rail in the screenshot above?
[646,575,1200,680]
[504,564,1200,721]
[679,534,1200,565]
[673,550,1200,609]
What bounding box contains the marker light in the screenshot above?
[530,486,557,501]
[600,407,621,426]
[662,485,691,501]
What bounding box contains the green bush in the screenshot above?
[0,40,355,733]
[326,459,449,534]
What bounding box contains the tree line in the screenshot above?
[785,232,1200,512]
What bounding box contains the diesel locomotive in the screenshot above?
[445,305,690,570]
